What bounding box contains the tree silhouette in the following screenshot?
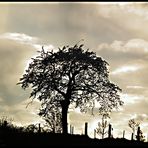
[95,114,109,139]
[128,119,140,140]
[18,43,123,134]
[135,127,145,142]
[24,124,39,133]
[39,103,62,133]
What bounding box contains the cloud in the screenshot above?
[0,32,56,129]
[0,33,41,105]
[0,32,38,44]
[120,93,144,105]
[96,3,148,46]
[126,86,144,89]
[0,2,139,49]
[94,37,148,139]
[96,39,148,72]
[123,3,148,20]
[98,39,148,54]
[0,32,54,52]
[0,98,44,126]
[1,3,148,47]
[111,65,142,75]
[134,114,148,123]
[0,4,10,33]
[96,38,148,91]
[97,2,148,18]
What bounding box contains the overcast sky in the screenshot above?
[0,2,148,140]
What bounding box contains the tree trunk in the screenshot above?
[61,100,69,134]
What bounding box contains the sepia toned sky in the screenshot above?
[0,2,148,139]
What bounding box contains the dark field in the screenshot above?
[0,132,148,147]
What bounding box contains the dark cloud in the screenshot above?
[0,3,136,49]
[0,38,37,105]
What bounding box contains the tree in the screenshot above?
[18,43,123,134]
[39,103,62,133]
[24,124,39,133]
[95,113,109,139]
[128,118,140,140]
[135,126,145,142]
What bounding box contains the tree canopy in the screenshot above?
[18,43,123,134]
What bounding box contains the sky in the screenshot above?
[0,2,148,140]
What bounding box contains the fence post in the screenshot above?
[131,133,134,140]
[72,126,74,134]
[137,126,140,142]
[94,129,96,139]
[70,125,72,134]
[85,122,88,136]
[123,130,125,138]
[38,123,41,133]
[108,124,112,138]
[4,120,7,128]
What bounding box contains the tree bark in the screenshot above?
[61,100,69,134]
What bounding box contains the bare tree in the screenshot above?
[95,113,109,139]
[39,103,62,133]
[128,119,140,140]
[18,43,123,134]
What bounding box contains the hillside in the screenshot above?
[0,132,148,147]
